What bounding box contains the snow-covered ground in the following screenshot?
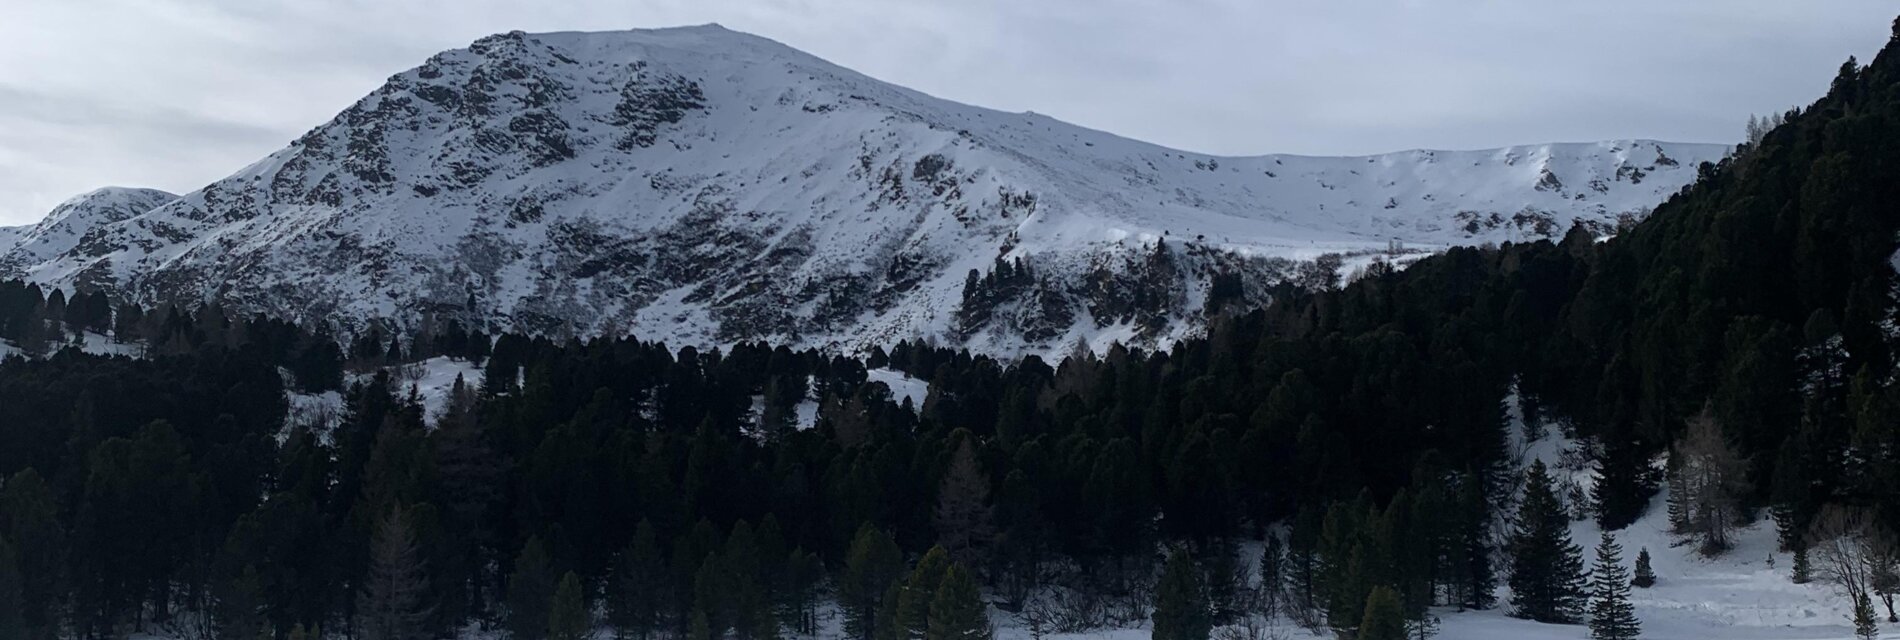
[396,356,486,425]
[0,332,141,359]
[983,402,1873,640]
[866,367,929,408]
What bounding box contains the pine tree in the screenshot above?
[549,571,590,640]
[1587,533,1640,640]
[1202,541,1245,623]
[1855,591,1879,640]
[1286,505,1322,617]
[934,436,995,568]
[900,546,952,640]
[1153,548,1211,640]
[842,524,905,640]
[690,607,714,640]
[1508,461,1588,624]
[215,564,269,640]
[1258,533,1285,617]
[1357,586,1406,640]
[1631,548,1656,588]
[0,469,65,637]
[356,505,435,640]
[0,537,23,640]
[695,555,734,639]
[781,547,823,636]
[925,563,990,640]
[508,537,560,640]
[1791,544,1813,585]
[876,582,905,640]
[1455,480,1497,610]
[612,520,672,640]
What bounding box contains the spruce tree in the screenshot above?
[1153,548,1211,640]
[356,505,435,640]
[0,537,23,640]
[876,582,905,640]
[925,563,990,640]
[611,520,671,640]
[1456,480,1497,610]
[1508,461,1588,624]
[935,437,996,567]
[1357,586,1406,640]
[1631,548,1656,588]
[1587,533,1640,640]
[690,608,714,640]
[1855,591,1879,640]
[900,546,952,640]
[215,564,270,640]
[507,537,560,640]
[1258,533,1285,617]
[1791,544,1813,585]
[1286,505,1322,616]
[1202,541,1245,623]
[781,547,823,636]
[842,524,905,640]
[549,572,590,640]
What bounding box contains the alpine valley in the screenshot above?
[0,26,1725,354]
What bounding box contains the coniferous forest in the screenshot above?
[6,16,1900,640]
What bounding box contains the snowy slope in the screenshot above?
[0,26,1727,354]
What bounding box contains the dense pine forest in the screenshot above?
[5,18,1900,640]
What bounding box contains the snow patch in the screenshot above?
[866,367,928,408]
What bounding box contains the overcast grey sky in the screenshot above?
[0,0,1892,225]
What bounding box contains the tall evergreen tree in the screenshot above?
[1258,533,1285,617]
[0,537,24,640]
[781,547,823,636]
[356,505,435,640]
[549,572,591,640]
[1791,544,1813,585]
[215,564,269,640]
[924,564,990,640]
[612,520,672,640]
[1286,505,1322,617]
[1508,461,1588,624]
[1152,549,1211,640]
[0,469,64,637]
[1357,586,1407,640]
[508,537,560,640]
[1455,481,1497,610]
[875,583,905,640]
[1587,533,1640,640]
[899,547,952,640]
[842,524,905,640]
[935,437,995,568]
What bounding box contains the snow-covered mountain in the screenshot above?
[0,187,177,277]
[0,26,1728,353]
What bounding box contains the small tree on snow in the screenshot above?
[1631,548,1656,589]
[1854,591,1879,640]
[1588,532,1641,640]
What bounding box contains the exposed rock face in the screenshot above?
[0,26,1728,355]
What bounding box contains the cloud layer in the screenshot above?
[0,0,1891,224]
